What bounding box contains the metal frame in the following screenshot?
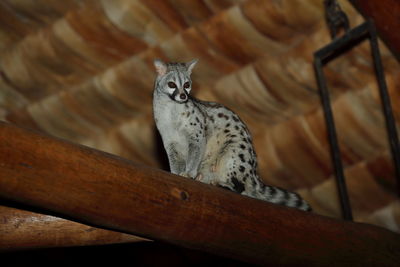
[314,20,400,221]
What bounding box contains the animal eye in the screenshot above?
[184,82,190,89]
[168,82,176,88]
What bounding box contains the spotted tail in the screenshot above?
[244,181,312,211]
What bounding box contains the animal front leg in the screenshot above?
[184,142,203,179]
[166,143,185,175]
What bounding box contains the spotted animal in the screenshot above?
[152,59,311,211]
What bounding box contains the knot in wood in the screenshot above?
[171,188,189,201]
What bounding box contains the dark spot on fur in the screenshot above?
[283,190,290,201]
[230,135,236,138]
[218,113,224,118]
[251,177,257,187]
[196,117,200,123]
[235,125,239,130]
[224,129,230,133]
[224,115,229,120]
[231,177,245,193]
[239,154,245,162]
[239,166,245,173]
[240,144,246,150]
[224,140,233,146]
[295,197,303,208]
[269,187,277,196]
[226,123,231,128]
[232,116,239,122]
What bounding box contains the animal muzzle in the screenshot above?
[171,89,188,103]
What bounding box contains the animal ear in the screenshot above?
[186,59,198,74]
[154,59,167,76]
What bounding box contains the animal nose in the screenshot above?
[180,93,187,100]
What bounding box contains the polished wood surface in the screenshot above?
[0,121,399,265]
[0,205,146,250]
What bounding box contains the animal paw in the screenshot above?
[179,172,190,178]
[194,173,203,181]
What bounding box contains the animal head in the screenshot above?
[153,59,198,103]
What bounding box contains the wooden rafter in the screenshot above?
[0,121,399,265]
[0,205,147,250]
[350,0,400,59]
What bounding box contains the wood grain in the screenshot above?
[0,205,146,251]
[0,121,399,265]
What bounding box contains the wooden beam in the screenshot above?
[350,0,400,59]
[0,205,147,250]
[0,121,399,266]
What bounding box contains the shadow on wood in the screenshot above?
[0,121,399,266]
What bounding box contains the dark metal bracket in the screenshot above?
[314,19,400,221]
